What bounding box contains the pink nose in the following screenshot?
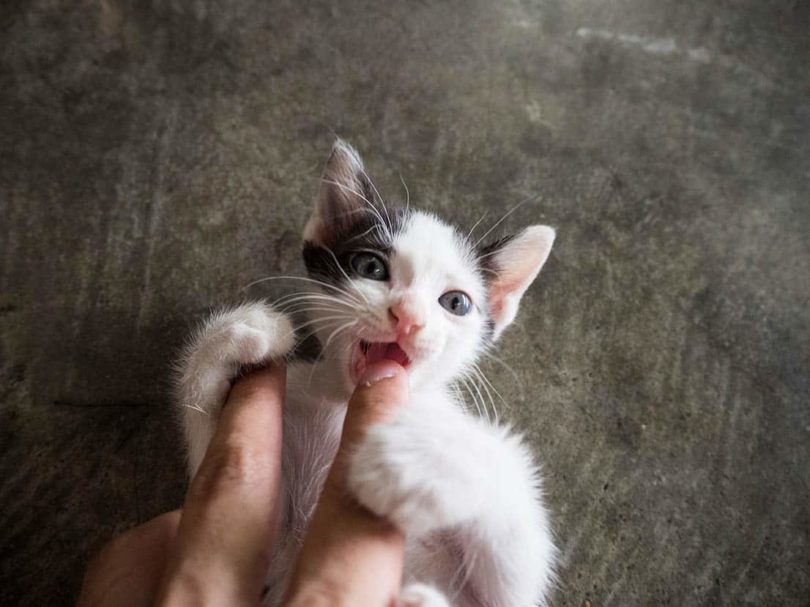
[389,300,424,336]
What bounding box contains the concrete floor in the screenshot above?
[1,0,808,604]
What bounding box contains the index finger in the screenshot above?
[157,364,285,605]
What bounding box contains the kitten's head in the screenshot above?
[301,140,555,392]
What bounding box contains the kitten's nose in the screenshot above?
[389,300,424,337]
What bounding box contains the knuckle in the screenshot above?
[190,436,272,498]
[230,378,269,403]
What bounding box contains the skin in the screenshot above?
[78,360,409,607]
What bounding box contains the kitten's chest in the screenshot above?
[280,385,347,530]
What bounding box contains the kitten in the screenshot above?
[175,141,557,606]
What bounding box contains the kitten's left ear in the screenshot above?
[480,225,555,340]
[303,139,377,247]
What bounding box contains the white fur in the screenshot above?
[400,583,452,606]
[174,143,557,606]
[174,301,295,476]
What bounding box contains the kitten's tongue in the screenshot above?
[365,342,410,367]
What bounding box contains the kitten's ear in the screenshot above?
[481,225,555,340]
[303,140,376,246]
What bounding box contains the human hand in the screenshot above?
[78,361,409,606]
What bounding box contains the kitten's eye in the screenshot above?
[438,291,472,316]
[350,252,389,281]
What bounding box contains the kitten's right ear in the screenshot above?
[480,225,555,340]
[303,140,375,247]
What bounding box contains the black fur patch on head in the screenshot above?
[302,206,411,285]
[315,170,380,245]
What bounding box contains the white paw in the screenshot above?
[176,302,295,415]
[216,302,295,365]
[399,583,450,607]
[347,418,479,535]
[177,302,294,477]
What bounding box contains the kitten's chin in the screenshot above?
[349,340,412,385]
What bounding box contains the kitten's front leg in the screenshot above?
[347,400,556,606]
[174,302,294,476]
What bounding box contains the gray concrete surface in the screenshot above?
[1,0,809,604]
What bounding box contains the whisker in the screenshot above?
[274,290,362,304]
[181,403,209,417]
[320,178,392,242]
[481,351,525,401]
[275,309,357,347]
[454,377,474,415]
[273,291,367,313]
[304,318,359,389]
[398,173,411,213]
[470,365,500,425]
[322,319,358,352]
[466,210,488,241]
[345,223,384,245]
[361,169,393,240]
[277,293,366,312]
[471,361,503,401]
[456,375,484,420]
[467,373,493,423]
[321,246,371,304]
[283,305,357,318]
[461,366,496,423]
[244,275,365,305]
[285,314,356,355]
[293,315,356,330]
[473,196,535,248]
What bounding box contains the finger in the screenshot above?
[285,360,409,606]
[339,359,410,452]
[78,510,181,607]
[157,364,285,605]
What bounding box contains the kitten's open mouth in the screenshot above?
[350,340,412,384]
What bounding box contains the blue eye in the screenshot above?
[350,252,389,281]
[438,291,472,316]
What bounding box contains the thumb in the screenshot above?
[339,360,410,457]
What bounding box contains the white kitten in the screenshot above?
[175,141,557,606]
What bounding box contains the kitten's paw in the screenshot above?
[216,302,295,365]
[176,301,294,477]
[399,583,450,607]
[347,419,478,535]
[176,301,294,416]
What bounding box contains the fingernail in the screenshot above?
[359,362,398,387]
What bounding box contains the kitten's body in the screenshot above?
[175,142,557,606]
